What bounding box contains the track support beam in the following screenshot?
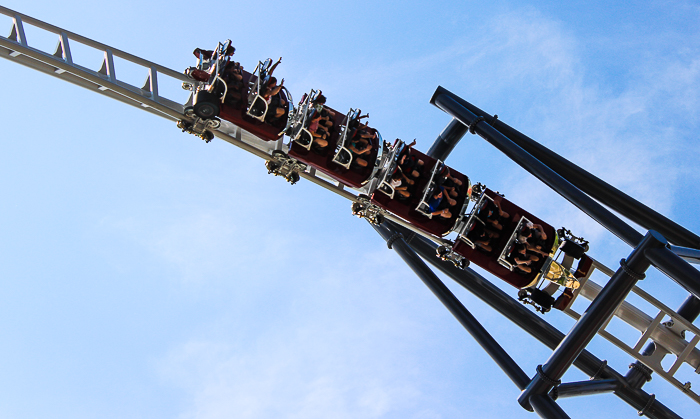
[551,379,620,399]
[427,118,468,162]
[518,231,666,412]
[430,89,700,302]
[429,86,700,250]
[386,221,682,419]
[372,222,531,391]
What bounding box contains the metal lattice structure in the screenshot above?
[567,261,700,399]
[2,5,699,418]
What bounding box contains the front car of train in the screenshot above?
[440,186,591,313]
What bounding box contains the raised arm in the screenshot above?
[268,57,282,76]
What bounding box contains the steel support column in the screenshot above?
[371,222,531,391]
[430,92,700,301]
[431,92,643,247]
[386,221,681,419]
[426,118,469,161]
[518,231,667,411]
[429,86,700,250]
[551,379,620,399]
[530,394,571,419]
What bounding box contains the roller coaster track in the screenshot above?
[1,5,698,415]
[566,260,700,403]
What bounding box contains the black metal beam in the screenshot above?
[426,118,469,161]
[431,91,644,248]
[371,222,531,390]
[388,221,682,419]
[530,394,571,419]
[428,86,700,250]
[429,91,700,302]
[668,245,700,265]
[676,294,700,320]
[427,87,700,403]
[552,379,620,399]
[518,231,666,411]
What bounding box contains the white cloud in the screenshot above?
[438,9,700,252]
[158,325,430,418]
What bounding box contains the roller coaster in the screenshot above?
[1,5,699,418]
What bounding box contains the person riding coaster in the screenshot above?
[369,140,471,238]
[445,187,589,313]
[221,60,245,107]
[466,219,500,253]
[180,41,293,142]
[499,221,583,290]
[375,140,408,199]
[497,216,548,273]
[415,161,464,220]
[285,90,335,152]
[188,39,237,120]
[185,41,235,84]
[178,40,237,141]
[448,187,500,253]
[247,57,291,123]
[332,109,378,170]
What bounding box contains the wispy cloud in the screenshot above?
[156,256,448,419]
[435,9,700,252]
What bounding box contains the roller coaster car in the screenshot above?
[450,189,591,312]
[182,41,290,142]
[286,97,381,188]
[371,140,471,237]
[451,189,556,289]
[518,238,593,313]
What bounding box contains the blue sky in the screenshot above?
[0,1,699,418]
